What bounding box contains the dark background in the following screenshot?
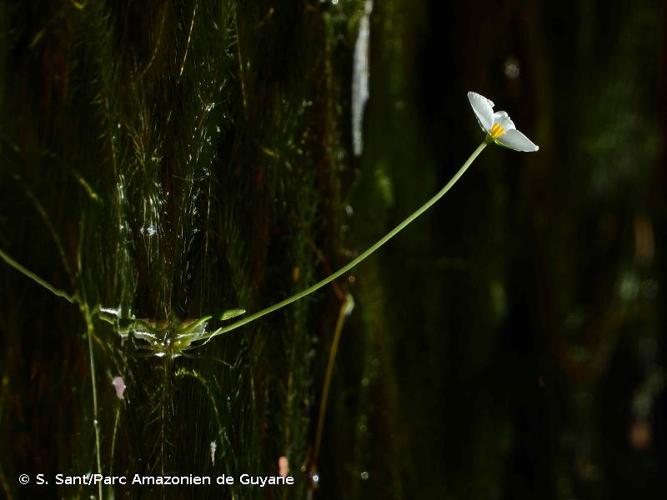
[0,1,664,499]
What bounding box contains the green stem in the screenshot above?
[205,141,488,339]
[76,216,102,500]
[0,248,76,304]
[84,308,103,500]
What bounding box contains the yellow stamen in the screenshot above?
[489,123,505,139]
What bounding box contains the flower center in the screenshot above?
[489,123,505,139]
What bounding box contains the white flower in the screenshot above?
[467,91,539,152]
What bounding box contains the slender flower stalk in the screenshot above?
[205,92,540,340]
[202,140,489,340]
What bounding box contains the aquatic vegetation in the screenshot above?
[1,91,539,358]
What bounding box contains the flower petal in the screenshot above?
[496,129,539,152]
[492,111,516,131]
[467,91,494,132]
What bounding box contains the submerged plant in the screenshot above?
[0,91,539,357]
